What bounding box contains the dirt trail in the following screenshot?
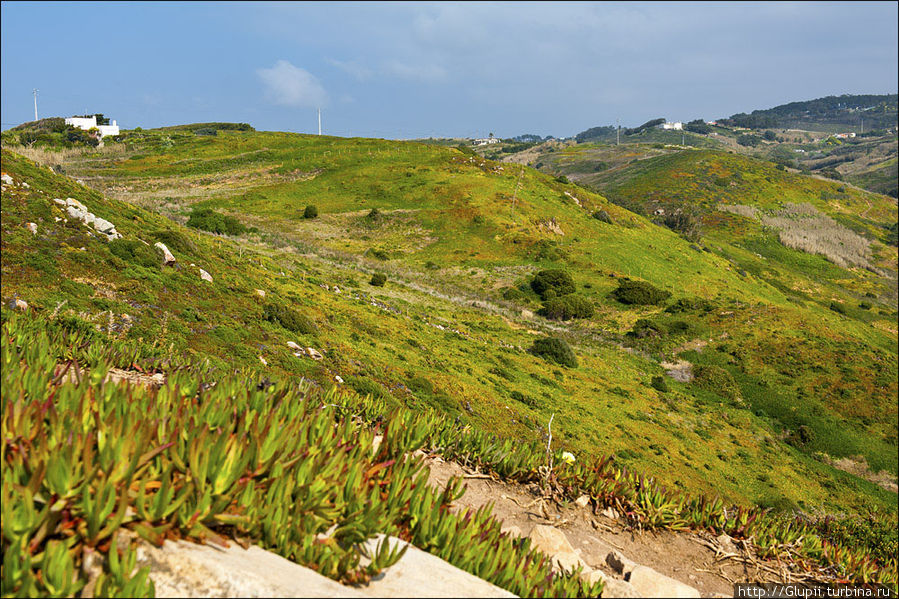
[427,456,763,598]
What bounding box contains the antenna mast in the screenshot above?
[616,118,620,146]
[318,108,322,135]
[33,89,39,121]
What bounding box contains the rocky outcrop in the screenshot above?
[199,268,214,282]
[154,242,176,265]
[626,565,701,598]
[528,525,587,573]
[52,198,122,240]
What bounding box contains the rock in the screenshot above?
[10,298,28,311]
[135,538,367,598]
[259,356,268,366]
[521,309,534,319]
[574,495,590,508]
[92,217,115,233]
[287,341,302,350]
[21,182,29,188]
[25,222,37,234]
[306,347,323,361]
[359,535,516,598]
[528,525,586,573]
[583,570,642,598]
[501,525,522,538]
[626,565,700,598]
[199,268,213,282]
[1,173,13,185]
[606,550,637,576]
[371,435,383,453]
[601,506,620,520]
[155,242,176,265]
[334,375,344,384]
[255,289,266,298]
[65,197,88,211]
[716,533,738,555]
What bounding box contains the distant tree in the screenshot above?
[763,130,777,141]
[303,205,319,219]
[737,134,761,147]
[685,119,710,134]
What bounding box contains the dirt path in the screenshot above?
[426,456,764,598]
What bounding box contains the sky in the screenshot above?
[1,1,897,139]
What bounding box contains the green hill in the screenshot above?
[2,127,898,591]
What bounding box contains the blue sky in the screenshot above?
[2,1,897,138]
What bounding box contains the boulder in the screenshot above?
[10,298,28,311]
[716,533,738,555]
[574,495,591,508]
[528,525,586,573]
[625,565,700,598]
[135,539,367,598]
[1,173,13,185]
[583,570,642,598]
[287,341,302,350]
[26,222,37,235]
[358,535,516,598]
[306,347,324,361]
[255,289,266,298]
[199,268,213,282]
[606,550,637,576]
[155,242,176,265]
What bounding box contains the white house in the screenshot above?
[660,122,683,130]
[473,137,500,146]
[65,116,120,138]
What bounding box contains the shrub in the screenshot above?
[666,298,715,313]
[346,376,385,399]
[540,295,594,320]
[303,205,319,219]
[108,239,159,268]
[407,376,434,396]
[829,301,846,314]
[186,207,247,236]
[502,287,527,302]
[530,239,565,261]
[368,249,390,261]
[592,210,613,224]
[628,319,666,338]
[370,273,387,287]
[554,175,570,184]
[194,127,218,136]
[262,303,317,335]
[531,269,575,300]
[611,279,671,305]
[152,230,195,254]
[366,208,382,221]
[530,337,578,368]
[650,376,669,393]
[859,301,872,310]
[693,365,741,402]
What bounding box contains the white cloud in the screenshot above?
[327,58,373,81]
[383,60,447,83]
[257,60,328,107]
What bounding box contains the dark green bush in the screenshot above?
[611,279,671,305]
[346,376,385,399]
[665,298,715,313]
[531,269,575,300]
[370,273,387,287]
[367,208,382,221]
[628,319,667,338]
[262,303,317,335]
[108,239,159,268]
[554,175,570,184]
[368,249,390,261]
[530,337,578,368]
[829,301,846,314]
[651,376,669,393]
[186,207,247,236]
[502,287,527,302]
[693,365,741,402]
[303,205,319,219]
[540,295,594,320]
[152,230,195,254]
[408,376,434,396]
[858,301,872,310]
[194,127,218,136]
[592,210,613,224]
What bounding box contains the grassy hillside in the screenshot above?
[3,128,897,523]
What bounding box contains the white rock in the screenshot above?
[65,197,87,211]
[135,538,367,598]
[601,506,620,520]
[306,347,323,361]
[334,375,344,384]
[92,217,116,234]
[528,525,587,573]
[606,550,637,576]
[259,356,268,366]
[359,535,516,598]
[53,198,66,206]
[1,174,13,185]
[626,565,700,598]
[287,341,302,350]
[11,299,28,311]
[25,222,37,235]
[199,268,213,282]
[21,181,29,188]
[255,289,266,298]
[155,242,176,264]
[584,570,642,598]
[716,533,738,554]
[574,495,590,508]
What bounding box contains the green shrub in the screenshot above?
[592,210,613,224]
[530,337,578,368]
[108,239,159,268]
[858,301,872,310]
[554,175,570,184]
[531,269,575,300]
[540,295,594,320]
[693,365,741,402]
[262,303,317,335]
[194,127,218,136]
[408,376,434,396]
[628,319,667,338]
[611,279,671,305]
[370,273,387,287]
[368,249,390,261]
[829,301,846,314]
[152,230,195,254]
[665,298,715,313]
[366,208,382,221]
[346,375,385,399]
[651,376,669,393]
[186,207,247,236]
[303,205,319,219]
[529,239,565,261]
[502,287,527,302]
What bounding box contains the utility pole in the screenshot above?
[616,118,620,146]
[318,108,322,135]
[33,89,38,121]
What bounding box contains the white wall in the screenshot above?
[65,116,97,130]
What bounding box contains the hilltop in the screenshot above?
[1,125,897,594]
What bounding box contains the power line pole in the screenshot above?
[318,108,322,135]
[616,118,620,146]
[33,89,38,121]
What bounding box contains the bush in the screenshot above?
[407,376,434,396]
[530,337,578,368]
[152,230,195,254]
[262,303,317,335]
[502,287,527,302]
[186,207,247,236]
[194,127,218,136]
[651,376,669,393]
[540,295,594,320]
[666,298,715,313]
[368,249,390,261]
[531,269,575,300]
[693,365,741,402]
[554,175,570,184]
[303,205,319,219]
[108,239,159,268]
[829,301,846,314]
[611,279,671,305]
[592,210,613,224]
[859,301,872,310]
[366,208,382,221]
[370,273,387,287]
[628,319,666,338]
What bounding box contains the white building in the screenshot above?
[660,122,683,130]
[65,115,120,138]
[473,137,500,146]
